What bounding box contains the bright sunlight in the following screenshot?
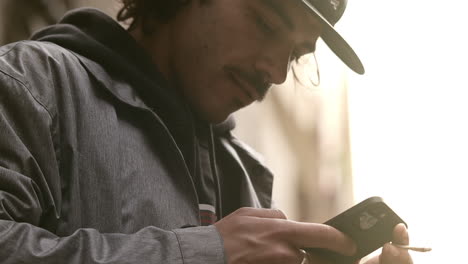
[341,0,468,263]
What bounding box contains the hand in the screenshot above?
[363,223,413,264]
[214,207,356,264]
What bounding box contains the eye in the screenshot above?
[255,14,276,35]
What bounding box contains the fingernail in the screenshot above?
[400,224,409,243]
[403,233,409,244]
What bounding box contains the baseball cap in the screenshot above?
[301,0,365,74]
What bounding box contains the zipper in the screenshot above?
[208,125,223,219]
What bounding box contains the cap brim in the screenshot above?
[301,0,365,74]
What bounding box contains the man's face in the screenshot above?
[166,0,322,123]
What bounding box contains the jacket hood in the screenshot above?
[31,8,180,114]
[31,8,161,90]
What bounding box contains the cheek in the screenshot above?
[173,57,239,121]
[187,83,240,123]
[169,38,237,111]
[191,72,238,110]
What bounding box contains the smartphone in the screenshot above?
[304,196,406,264]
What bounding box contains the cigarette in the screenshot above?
[391,243,432,252]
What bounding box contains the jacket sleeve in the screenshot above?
[0,59,225,264]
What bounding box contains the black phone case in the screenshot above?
[305,196,406,264]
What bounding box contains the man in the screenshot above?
[0,0,412,263]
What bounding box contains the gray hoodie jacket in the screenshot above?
[0,8,273,264]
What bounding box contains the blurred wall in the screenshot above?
[234,49,354,221]
[0,0,120,45]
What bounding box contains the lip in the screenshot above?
[226,69,260,103]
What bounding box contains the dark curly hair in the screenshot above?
[117,0,207,34]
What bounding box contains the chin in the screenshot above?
[195,108,231,124]
[204,113,230,124]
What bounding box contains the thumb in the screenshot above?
[233,207,288,219]
[393,223,409,245]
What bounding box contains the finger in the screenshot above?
[392,223,409,245]
[363,255,379,264]
[269,246,305,264]
[283,222,357,256]
[380,243,413,264]
[234,207,288,219]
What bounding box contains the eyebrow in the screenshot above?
[259,0,294,30]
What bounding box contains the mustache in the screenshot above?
[226,66,272,101]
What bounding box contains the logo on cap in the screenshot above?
[330,0,340,10]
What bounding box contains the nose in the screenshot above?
[254,43,292,85]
